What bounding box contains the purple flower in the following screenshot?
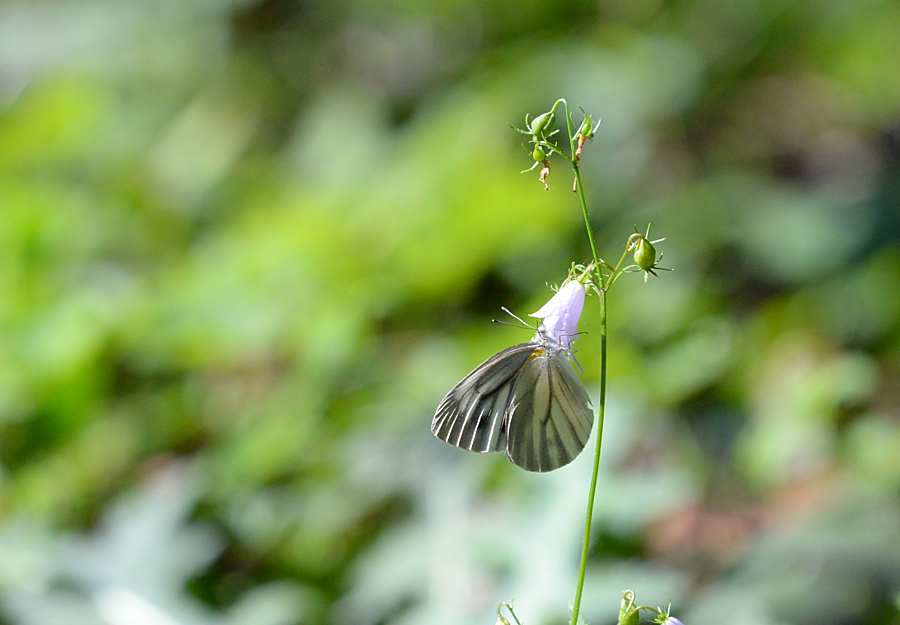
[663,617,684,625]
[530,279,585,350]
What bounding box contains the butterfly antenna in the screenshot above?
[556,331,588,346]
[491,318,533,332]
[500,306,538,330]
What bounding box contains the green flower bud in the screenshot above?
[532,145,547,161]
[578,114,594,137]
[618,608,640,625]
[619,591,640,625]
[529,111,553,136]
[633,237,657,271]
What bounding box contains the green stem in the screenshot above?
[564,101,605,289]
[570,289,607,625]
[569,159,608,625]
[562,99,577,157]
[573,167,603,289]
[605,242,634,291]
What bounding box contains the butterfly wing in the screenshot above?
[432,343,539,453]
[505,349,593,472]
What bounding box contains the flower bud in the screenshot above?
[577,114,594,138]
[618,591,639,625]
[529,111,553,136]
[633,237,657,271]
[618,608,640,625]
[532,145,547,162]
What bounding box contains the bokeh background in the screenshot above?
[1,1,898,624]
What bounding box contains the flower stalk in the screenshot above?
[563,100,606,625]
[517,99,672,625]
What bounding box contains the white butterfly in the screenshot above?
[432,280,593,472]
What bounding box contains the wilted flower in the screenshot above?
[538,161,551,190]
[530,279,585,350]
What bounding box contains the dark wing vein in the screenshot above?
[432,343,537,453]
[506,351,593,472]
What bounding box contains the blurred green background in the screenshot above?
[1,1,898,624]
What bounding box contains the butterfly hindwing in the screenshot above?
[432,343,539,453]
[505,350,593,472]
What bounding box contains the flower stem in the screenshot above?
[569,162,608,625]
[573,167,603,289]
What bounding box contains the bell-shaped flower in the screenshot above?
[530,279,585,350]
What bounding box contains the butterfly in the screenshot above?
[431,279,594,472]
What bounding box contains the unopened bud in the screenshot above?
[633,237,657,271]
[529,111,553,136]
[618,608,640,625]
[577,114,595,138]
[619,591,639,625]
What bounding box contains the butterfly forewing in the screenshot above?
[432,343,538,453]
[505,350,593,472]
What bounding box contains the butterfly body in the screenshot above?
[432,334,593,472]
